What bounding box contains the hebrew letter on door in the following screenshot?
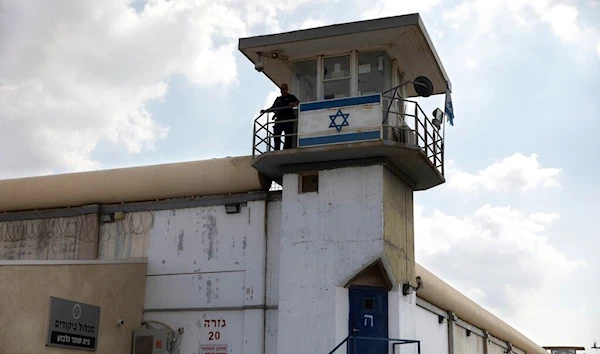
[363,314,374,327]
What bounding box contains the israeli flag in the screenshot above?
[445,83,454,126]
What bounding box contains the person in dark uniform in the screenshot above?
[261,83,299,150]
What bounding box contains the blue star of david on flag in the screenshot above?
[329,109,350,132]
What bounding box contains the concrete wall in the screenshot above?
[0,260,146,354]
[415,305,449,354]
[383,167,415,287]
[490,340,507,354]
[142,201,267,354]
[266,200,281,354]
[0,214,98,260]
[98,211,153,260]
[455,325,485,354]
[0,210,151,262]
[0,170,545,354]
[414,298,529,354]
[278,165,388,354]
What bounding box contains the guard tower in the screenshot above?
[239,13,452,354]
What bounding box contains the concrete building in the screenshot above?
[0,14,549,354]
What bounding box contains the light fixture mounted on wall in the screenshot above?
[224,204,241,214]
[402,276,424,296]
[99,212,125,223]
[432,108,444,129]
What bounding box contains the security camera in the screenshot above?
[255,58,265,72]
[254,52,266,72]
[116,319,124,326]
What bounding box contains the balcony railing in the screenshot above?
[252,88,444,176]
[327,335,421,354]
[252,106,299,155]
[382,86,444,176]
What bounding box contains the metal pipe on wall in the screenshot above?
[415,264,547,354]
[0,156,268,212]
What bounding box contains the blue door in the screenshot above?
[348,286,388,354]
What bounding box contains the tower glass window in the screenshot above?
[323,55,351,100]
[292,60,318,102]
[358,51,392,96]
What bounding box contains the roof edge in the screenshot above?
[238,13,421,50]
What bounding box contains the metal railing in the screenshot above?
[328,335,421,354]
[382,87,444,176]
[252,106,299,156]
[252,91,444,176]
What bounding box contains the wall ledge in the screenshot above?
[0,258,147,266]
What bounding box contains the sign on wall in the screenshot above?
[201,317,228,354]
[200,344,228,354]
[46,296,101,351]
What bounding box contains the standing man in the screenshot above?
[262,83,299,150]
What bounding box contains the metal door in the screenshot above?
[348,286,388,354]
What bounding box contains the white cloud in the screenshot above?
[300,17,329,30]
[448,153,561,192]
[466,58,478,68]
[465,287,487,303]
[0,0,246,177]
[0,0,319,178]
[444,0,600,60]
[540,3,580,42]
[359,0,441,20]
[415,203,584,317]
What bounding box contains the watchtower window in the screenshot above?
[300,173,319,193]
[292,60,317,102]
[358,51,392,96]
[323,55,351,100]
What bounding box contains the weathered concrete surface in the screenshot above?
[455,325,484,354]
[415,305,449,354]
[489,341,507,354]
[278,165,386,354]
[266,200,281,307]
[98,211,153,260]
[0,260,146,354]
[383,166,415,287]
[143,310,245,354]
[265,309,278,354]
[146,203,265,276]
[252,140,444,190]
[0,214,98,260]
[143,201,268,353]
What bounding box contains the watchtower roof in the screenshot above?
[238,13,451,97]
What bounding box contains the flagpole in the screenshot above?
[442,110,446,176]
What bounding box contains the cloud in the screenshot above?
[415,203,584,317]
[540,3,581,42]
[0,0,248,178]
[448,153,561,192]
[0,0,320,179]
[299,17,329,30]
[444,0,600,59]
[359,0,442,20]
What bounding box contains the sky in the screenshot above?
[1,0,599,350]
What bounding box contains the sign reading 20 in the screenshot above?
[204,319,226,341]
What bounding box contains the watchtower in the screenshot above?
[239,13,453,353]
